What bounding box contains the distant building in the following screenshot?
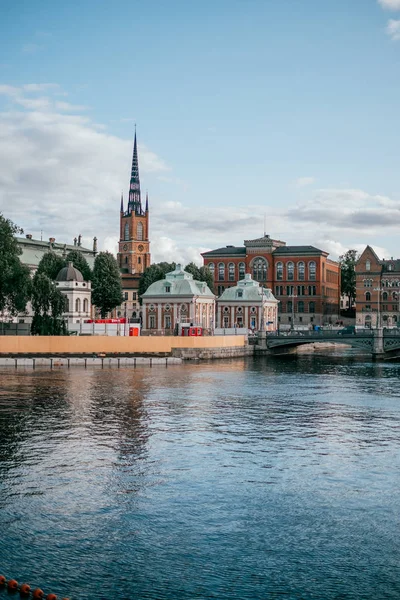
[141,264,215,333]
[116,130,151,322]
[55,262,91,326]
[217,274,278,331]
[356,246,400,329]
[16,234,97,273]
[202,234,340,327]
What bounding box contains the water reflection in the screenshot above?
[0,356,400,599]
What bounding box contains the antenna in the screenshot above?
[40,230,43,241]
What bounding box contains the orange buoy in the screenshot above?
[46,594,57,600]
[20,583,31,595]
[32,589,44,599]
[0,575,6,585]
[8,579,18,591]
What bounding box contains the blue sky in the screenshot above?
[1,0,400,263]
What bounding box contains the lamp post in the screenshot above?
[373,287,381,329]
[123,302,127,336]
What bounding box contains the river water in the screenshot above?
[0,353,399,599]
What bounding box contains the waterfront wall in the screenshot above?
[0,335,249,360]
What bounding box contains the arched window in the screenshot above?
[125,256,128,264]
[366,260,371,271]
[383,292,388,301]
[124,222,129,241]
[393,292,398,300]
[75,298,81,312]
[83,298,88,313]
[208,263,215,278]
[228,263,235,281]
[137,222,143,241]
[309,261,316,281]
[297,262,305,281]
[366,292,371,302]
[287,262,294,281]
[238,262,245,280]
[253,258,267,282]
[309,301,315,313]
[64,297,69,312]
[218,263,225,281]
[298,300,304,313]
[276,262,283,281]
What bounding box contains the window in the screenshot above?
[287,262,294,281]
[253,258,267,282]
[208,263,215,278]
[308,285,316,296]
[64,297,69,312]
[383,292,388,301]
[237,289,243,298]
[228,263,235,281]
[138,257,141,264]
[133,293,137,300]
[309,261,316,281]
[218,263,225,281]
[165,315,171,329]
[287,301,293,313]
[165,285,171,293]
[309,301,315,313]
[75,298,81,312]
[286,285,294,295]
[366,260,371,271]
[297,262,305,281]
[124,292,128,300]
[298,301,304,313]
[276,262,283,281]
[83,299,88,312]
[239,262,245,280]
[125,257,128,264]
[124,222,129,241]
[297,285,305,296]
[137,222,143,241]
[366,292,371,302]
[149,315,156,329]
[275,286,283,296]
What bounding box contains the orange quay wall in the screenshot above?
[0,335,247,356]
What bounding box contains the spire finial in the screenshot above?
[145,190,149,212]
[120,191,124,213]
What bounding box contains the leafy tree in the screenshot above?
[92,251,123,318]
[65,249,92,281]
[0,213,32,317]
[36,252,66,280]
[138,262,176,302]
[184,262,214,293]
[31,273,67,335]
[339,249,358,310]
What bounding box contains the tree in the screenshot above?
[0,213,31,318]
[138,262,176,301]
[92,252,123,318]
[31,273,67,335]
[65,249,92,281]
[36,252,66,280]
[339,249,358,310]
[184,262,214,293]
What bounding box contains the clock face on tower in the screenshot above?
[138,244,144,251]
[123,244,128,251]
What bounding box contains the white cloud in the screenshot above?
[295,176,315,188]
[386,19,400,39]
[378,0,400,9]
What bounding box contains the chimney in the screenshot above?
[78,234,82,247]
[25,234,32,239]
[93,236,98,253]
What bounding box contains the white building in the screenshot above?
[141,264,215,333]
[217,274,279,331]
[55,262,91,325]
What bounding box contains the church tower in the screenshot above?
[117,130,151,318]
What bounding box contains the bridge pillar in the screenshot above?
[258,332,267,347]
[372,327,385,358]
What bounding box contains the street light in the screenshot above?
[373,287,381,329]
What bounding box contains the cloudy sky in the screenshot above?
[1,0,400,264]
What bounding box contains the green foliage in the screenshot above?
[92,251,123,318]
[65,250,92,281]
[0,213,32,316]
[138,262,176,302]
[339,249,358,309]
[184,262,214,293]
[31,272,67,335]
[36,252,66,280]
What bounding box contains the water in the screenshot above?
[0,354,400,599]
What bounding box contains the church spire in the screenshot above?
[120,191,124,213]
[145,191,149,212]
[128,127,143,215]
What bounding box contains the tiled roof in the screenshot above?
[273,245,325,255]
[202,246,246,257]
[16,237,96,268]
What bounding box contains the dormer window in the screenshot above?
[237,290,243,298]
[165,285,171,293]
[388,264,392,271]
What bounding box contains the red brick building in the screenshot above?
[202,234,340,327]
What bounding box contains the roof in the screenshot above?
[56,262,84,282]
[218,274,278,302]
[16,237,96,269]
[382,259,400,273]
[273,245,327,256]
[142,264,215,299]
[202,246,246,258]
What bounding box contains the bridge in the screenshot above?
[256,328,400,359]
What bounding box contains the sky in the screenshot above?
[1,0,400,265]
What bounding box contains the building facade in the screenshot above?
[141,265,215,333]
[117,131,151,321]
[55,262,92,325]
[17,234,97,273]
[202,234,340,328]
[356,246,400,329]
[217,274,278,331]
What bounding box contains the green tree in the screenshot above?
[339,249,358,310]
[36,252,66,280]
[0,213,32,317]
[138,262,176,301]
[31,273,67,335]
[92,251,123,318]
[184,262,214,293]
[65,249,92,281]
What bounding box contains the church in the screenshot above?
[116,130,151,321]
